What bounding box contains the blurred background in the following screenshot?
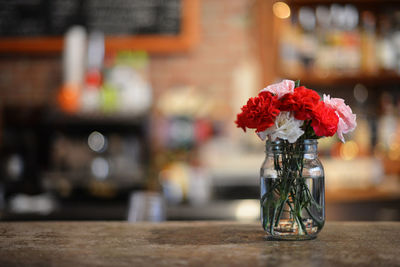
[0,0,399,222]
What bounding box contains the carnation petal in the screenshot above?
[260,79,295,99]
[323,94,357,142]
[268,112,304,143]
[235,91,280,133]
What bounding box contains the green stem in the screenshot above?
[270,205,278,234]
[285,200,307,235]
[305,185,322,211]
[274,190,289,227]
[274,150,296,228]
[290,188,308,235]
[305,206,323,228]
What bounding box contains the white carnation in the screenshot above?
[257,112,304,143]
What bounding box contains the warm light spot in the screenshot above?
[235,200,259,221]
[388,143,400,160]
[340,141,359,160]
[273,2,291,19]
[390,143,400,151]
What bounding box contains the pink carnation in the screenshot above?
[323,94,357,142]
[260,79,295,99]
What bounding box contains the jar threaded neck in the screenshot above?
[265,139,318,155]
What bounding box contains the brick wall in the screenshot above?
[0,56,61,107]
[151,0,258,92]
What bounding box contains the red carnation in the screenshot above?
[311,102,339,137]
[235,91,280,132]
[280,86,320,120]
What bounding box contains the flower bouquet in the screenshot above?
[235,80,356,240]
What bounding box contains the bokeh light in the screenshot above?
[273,2,291,19]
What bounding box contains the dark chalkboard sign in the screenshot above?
[0,0,198,53]
[0,0,181,36]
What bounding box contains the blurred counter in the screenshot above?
[2,196,399,221]
[0,221,399,266]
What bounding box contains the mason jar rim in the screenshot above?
[266,139,318,145]
[265,139,318,154]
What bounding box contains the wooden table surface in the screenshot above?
[0,221,399,266]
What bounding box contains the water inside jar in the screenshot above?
[260,176,324,239]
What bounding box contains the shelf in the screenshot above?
[43,111,149,130]
[286,0,400,5]
[281,72,400,86]
[257,0,400,87]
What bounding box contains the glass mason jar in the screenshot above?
[260,139,325,240]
